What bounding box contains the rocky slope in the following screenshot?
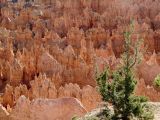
[80,103,160,120]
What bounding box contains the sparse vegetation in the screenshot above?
[96,22,154,120]
[154,75,160,87]
[72,116,78,120]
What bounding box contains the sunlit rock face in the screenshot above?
[9,96,87,120]
[2,74,101,111]
[137,52,160,85]
[0,104,9,120]
[0,0,160,114]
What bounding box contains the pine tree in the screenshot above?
[96,22,153,120]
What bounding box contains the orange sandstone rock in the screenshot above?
[10,96,87,120]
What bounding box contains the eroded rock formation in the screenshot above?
[0,0,159,117]
[10,96,87,120]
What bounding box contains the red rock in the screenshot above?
[10,96,87,120]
